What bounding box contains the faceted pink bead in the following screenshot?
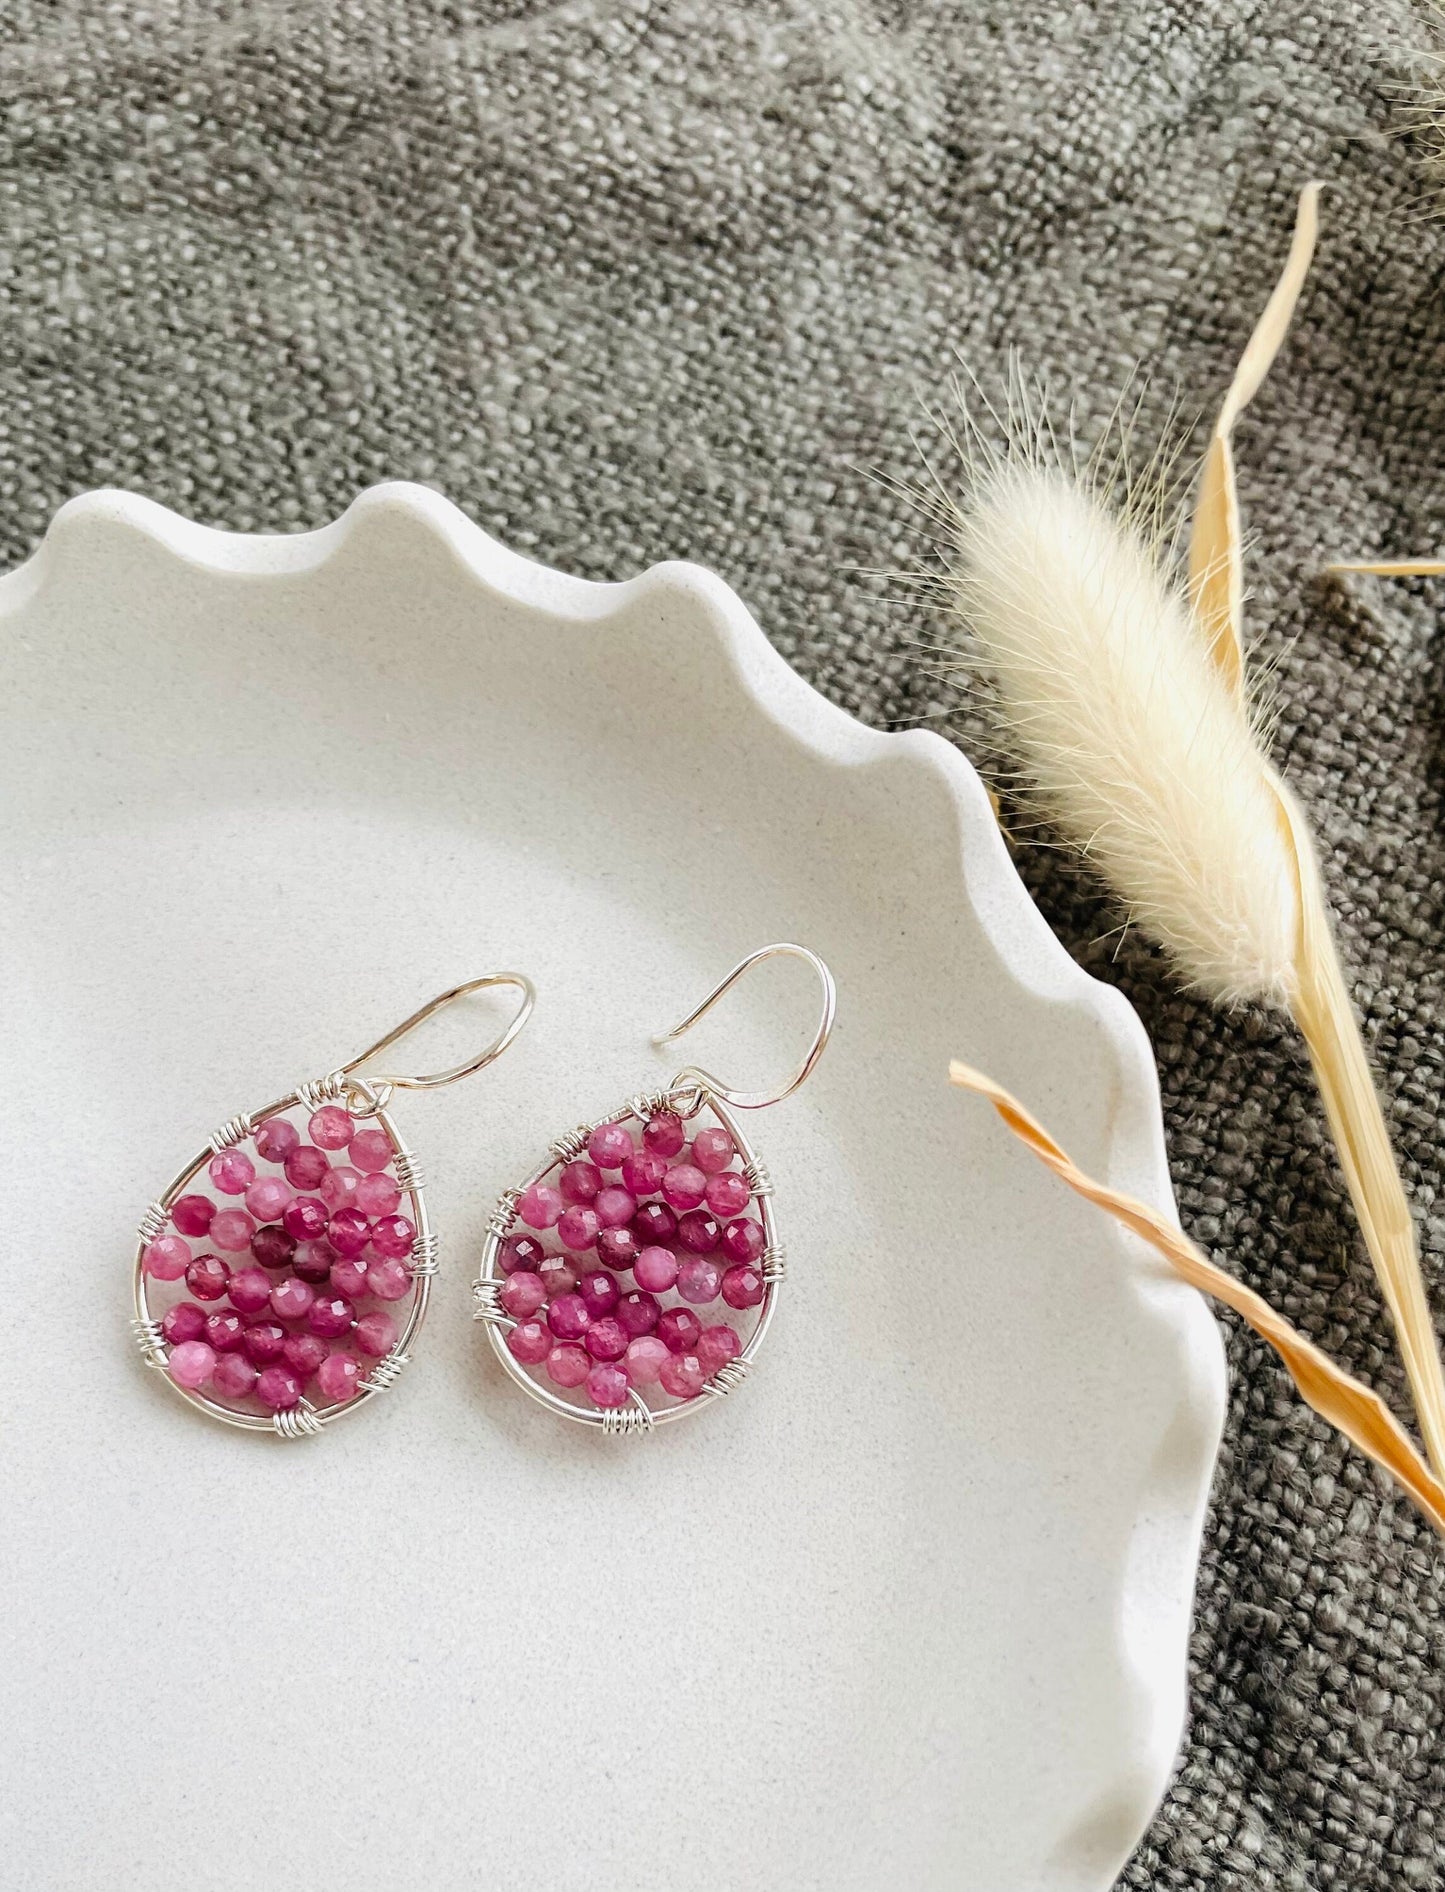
[172,1194,215,1237]
[212,1352,259,1400]
[545,1343,591,1388]
[506,1319,553,1366]
[518,1183,564,1229]
[254,1116,300,1164]
[349,1127,394,1173]
[625,1335,671,1384]
[354,1310,397,1358]
[721,1264,765,1310]
[579,1270,620,1319]
[210,1209,256,1253]
[185,1254,230,1301]
[329,1255,370,1300]
[282,1195,329,1242]
[250,1224,296,1271]
[144,1235,191,1281]
[617,1290,661,1337]
[255,1364,302,1411]
[547,1292,592,1341]
[656,1307,701,1354]
[705,1170,751,1219]
[621,1149,668,1197]
[538,1259,579,1301]
[308,1104,355,1151]
[208,1148,256,1196]
[327,1207,371,1258]
[245,1175,292,1222]
[167,1340,215,1391]
[634,1246,679,1294]
[307,1293,356,1338]
[659,1352,705,1400]
[676,1210,721,1254]
[643,1111,685,1157]
[676,1256,722,1305]
[319,1164,363,1213]
[632,1201,677,1244]
[282,1331,329,1380]
[585,1316,629,1362]
[160,1302,207,1345]
[596,1226,640,1272]
[355,1171,401,1218]
[227,1266,273,1314]
[284,1145,330,1191]
[500,1271,547,1320]
[317,1351,362,1401]
[203,1310,246,1353]
[560,1159,602,1204]
[587,1122,634,1170]
[721,1217,766,1264]
[499,1233,545,1274]
[292,1239,335,1283]
[242,1319,286,1365]
[270,1275,316,1321]
[557,1205,600,1252]
[370,1214,416,1260]
[587,1362,631,1408]
[696,1324,742,1376]
[594,1186,637,1230]
[661,1163,706,1211]
[691,1127,735,1174]
[367,1256,412,1302]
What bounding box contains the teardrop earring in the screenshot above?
[474,944,835,1434]
[132,972,536,1437]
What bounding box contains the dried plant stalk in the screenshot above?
[949,1061,1445,1536]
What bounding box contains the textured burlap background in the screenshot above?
[6,2,1444,1884]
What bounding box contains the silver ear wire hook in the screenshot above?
[343,973,537,1092]
[652,943,835,1110]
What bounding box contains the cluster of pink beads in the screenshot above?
[143,1103,417,1414]
[498,1109,767,1412]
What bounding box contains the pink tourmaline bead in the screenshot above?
[659,1352,705,1400]
[308,1104,355,1151]
[676,1256,722,1305]
[172,1194,215,1237]
[690,1127,735,1174]
[282,1332,329,1380]
[722,1264,765,1310]
[500,1271,547,1320]
[212,1352,259,1400]
[208,1148,255,1196]
[367,1256,412,1302]
[329,1255,371,1300]
[617,1290,661,1337]
[319,1164,363,1213]
[721,1217,766,1264]
[282,1195,329,1242]
[270,1276,316,1321]
[547,1292,591,1341]
[545,1343,591,1388]
[705,1170,751,1219]
[579,1270,620,1319]
[370,1214,416,1260]
[676,1210,721,1254]
[518,1182,564,1229]
[204,1310,246,1353]
[585,1316,629,1362]
[242,1319,287,1364]
[506,1319,552,1366]
[355,1171,401,1218]
[317,1351,362,1401]
[597,1226,640,1271]
[284,1145,330,1191]
[327,1207,371,1258]
[661,1163,706,1211]
[144,1235,191,1281]
[557,1205,600,1252]
[168,1340,215,1390]
[307,1293,355,1338]
[587,1122,634,1170]
[621,1149,668,1197]
[210,1209,256,1253]
[634,1246,679,1294]
[656,1307,701,1353]
[588,1362,631,1408]
[245,1175,292,1222]
[185,1254,230,1301]
[625,1335,671,1384]
[696,1324,742,1376]
[643,1111,685,1158]
[499,1234,545,1274]
[538,1259,579,1301]
[354,1310,397,1358]
[349,1126,393,1173]
[593,1186,636,1230]
[254,1116,300,1164]
[161,1302,207,1345]
[560,1159,602,1204]
[227,1266,273,1314]
[250,1224,296,1270]
[292,1239,335,1283]
[255,1364,302,1411]
[632,1201,677,1244]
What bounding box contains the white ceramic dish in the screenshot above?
[0,484,1225,1892]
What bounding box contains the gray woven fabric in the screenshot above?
[5,2,1443,1883]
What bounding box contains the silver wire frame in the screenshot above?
[473,1083,784,1436]
[131,1071,434,1439]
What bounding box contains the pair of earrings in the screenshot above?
[132,944,834,1439]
